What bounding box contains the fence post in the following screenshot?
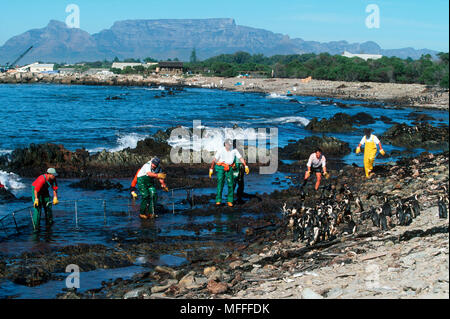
[29,209,36,231]
[12,212,19,234]
[172,189,175,214]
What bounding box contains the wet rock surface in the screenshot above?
[382,123,449,150]
[280,135,351,160]
[69,178,124,191]
[0,151,447,299]
[305,112,376,133]
[0,187,17,203]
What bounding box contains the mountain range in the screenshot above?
[0,18,439,64]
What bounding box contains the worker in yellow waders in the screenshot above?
[356,129,386,178]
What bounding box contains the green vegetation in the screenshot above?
[53,52,449,88]
[185,51,449,88]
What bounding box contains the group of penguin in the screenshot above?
[282,184,449,246]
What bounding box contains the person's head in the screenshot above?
[46,168,58,180]
[364,128,373,138]
[151,157,161,170]
[315,148,322,159]
[224,139,232,151]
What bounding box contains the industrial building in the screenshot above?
[16,63,55,73]
[342,51,383,61]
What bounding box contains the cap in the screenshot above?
[151,157,161,167]
[47,168,58,177]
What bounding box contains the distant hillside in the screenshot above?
[0,19,439,64]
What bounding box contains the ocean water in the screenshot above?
[0,83,448,298]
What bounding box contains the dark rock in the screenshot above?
[8,266,52,287]
[352,112,376,125]
[69,178,124,190]
[306,113,354,133]
[0,186,17,203]
[280,135,351,160]
[382,123,449,150]
[407,112,435,123]
[379,115,395,124]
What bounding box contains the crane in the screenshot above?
[1,46,33,72]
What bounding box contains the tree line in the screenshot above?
[54,51,449,88]
[185,51,449,88]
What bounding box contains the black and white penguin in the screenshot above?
[395,201,406,226]
[438,195,448,219]
[409,194,420,218]
[382,196,392,217]
[377,207,388,231]
[370,207,380,227]
[355,196,365,213]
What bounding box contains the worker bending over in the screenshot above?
[136,157,168,219]
[356,129,385,178]
[210,139,249,207]
[302,148,329,190]
[31,168,59,230]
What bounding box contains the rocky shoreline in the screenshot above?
[1,72,448,110]
[0,151,448,299]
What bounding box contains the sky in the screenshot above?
[0,0,448,51]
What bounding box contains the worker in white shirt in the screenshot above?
[302,148,330,190]
[356,128,386,178]
[209,139,250,207]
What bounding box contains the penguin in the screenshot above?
[395,201,406,226]
[438,195,448,219]
[377,207,388,231]
[382,197,392,218]
[409,194,420,218]
[355,196,365,213]
[370,207,380,227]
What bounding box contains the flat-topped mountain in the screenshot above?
[0,19,438,64]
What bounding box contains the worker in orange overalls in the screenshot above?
[356,128,386,178]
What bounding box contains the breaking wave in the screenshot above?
[0,170,26,190]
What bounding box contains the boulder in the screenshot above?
[382,123,449,150]
[207,280,229,294]
[280,135,351,160]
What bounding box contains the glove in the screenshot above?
[157,173,167,180]
[131,191,138,199]
[53,197,59,205]
[245,166,250,175]
[356,147,361,154]
[323,172,330,179]
[380,149,386,156]
[163,186,169,192]
[209,169,213,179]
[34,198,39,208]
[305,171,311,179]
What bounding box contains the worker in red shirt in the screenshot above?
[31,168,59,230]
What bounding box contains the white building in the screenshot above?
[342,51,383,61]
[17,63,55,73]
